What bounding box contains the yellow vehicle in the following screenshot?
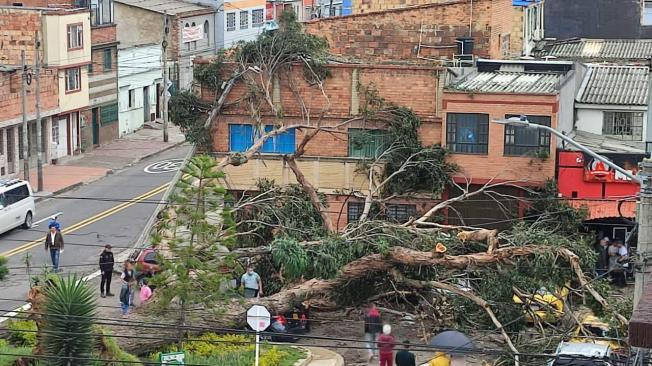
[570,314,622,351]
[512,286,569,323]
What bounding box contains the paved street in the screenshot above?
[0,144,191,316]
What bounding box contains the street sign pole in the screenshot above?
[255,330,261,366]
[246,304,271,366]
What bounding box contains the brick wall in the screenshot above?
[0,8,41,66]
[442,91,559,185]
[202,62,443,155]
[0,68,59,122]
[303,0,519,63]
[91,24,116,45]
[351,0,452,14]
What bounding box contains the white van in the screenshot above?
[0,179,35,234]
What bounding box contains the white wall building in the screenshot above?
[572,64,649,154]
[117,44,162,136]
[222,0,266,49]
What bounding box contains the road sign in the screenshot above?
[160,351,185,365]
[247,304,271,331]
[247,304,270,366]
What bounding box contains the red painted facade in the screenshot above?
[557,151,640,200]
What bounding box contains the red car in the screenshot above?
[131,248,161,281]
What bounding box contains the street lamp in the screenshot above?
[492,116,640,183]
[492,115,652,311]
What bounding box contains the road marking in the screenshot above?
[144,159,184,174]
[0,183,169,258]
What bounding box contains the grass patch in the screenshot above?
[0,339,33,366]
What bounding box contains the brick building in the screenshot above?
[442,59,577,227]
[0,6,90,176]
[200,61,443,229]
[303,0,544,62]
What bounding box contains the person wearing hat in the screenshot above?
[44,221,64,272]
[99,244,115,298]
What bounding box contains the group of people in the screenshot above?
[364,303,422,366]
[98,245,152,318]
[596,237,629,287]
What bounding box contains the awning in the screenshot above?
[565,199,636,220]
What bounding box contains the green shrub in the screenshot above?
[7,319,37,347]
[0,338,33,366]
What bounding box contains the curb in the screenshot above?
[34,141,185,202]
[132,140,186,164]
[294,347,313,366]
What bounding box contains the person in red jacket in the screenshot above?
[377,324,396,366]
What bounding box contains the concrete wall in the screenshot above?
[118,44,162,135]
[43,11,92,68]
[176,12,216,90]
[576,106,648,139]
[545,0,652,39]
[114,3,163,48]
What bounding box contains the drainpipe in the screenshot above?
[469,0,473,37]
[647,57,652,157]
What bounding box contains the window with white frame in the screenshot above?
[252,9,263,27]
[603,111,644,140]
[52,122,59,144]
[644,0,652,25]
[67,24,83,50]
[240,10,249,29]
[226,12,236,31]
[128,89,135,109]
[65,67,81,92]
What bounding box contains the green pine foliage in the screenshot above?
[41,275,97,366]
[152,155,237,311]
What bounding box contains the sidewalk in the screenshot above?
[303,347,345,366]
[27,124,185,197]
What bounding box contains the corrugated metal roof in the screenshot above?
[567,130,646,154]
[114,0,212,15]
[576,65,649,105]
[534,38,652,61]
[0,65,19,72]
[566,199,636,220]
[446,71,562,94]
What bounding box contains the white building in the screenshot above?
[117,44,162,136]
[222,0,266,49]
[572,64,649,154]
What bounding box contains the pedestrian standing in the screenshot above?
[139,278,152,304]
[240,264,263,298]
[364,303,382,363]
[612,241,628,288]
[44,222,64,272]
[99,244,115,298]
[395,340,416,366]
[377,324,396,366]
[608,240,619,282]
[595,237,609,278]
[119,261,135,318]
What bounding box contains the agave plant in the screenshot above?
[41,275,97,366]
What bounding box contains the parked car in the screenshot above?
[131,248,161,282]
[0,179,34,234]
[570,314,622,351]
[548,342,612,366]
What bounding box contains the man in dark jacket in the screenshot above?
[395,340,416,366]
[595,237,609,278]
[44,222,64,272]
[99,244,115,298]
[364,303,382,362]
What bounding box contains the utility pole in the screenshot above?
[20,50,29,182]
[635,160,652,308]
[162,11,169,143]
[34,31,43,192]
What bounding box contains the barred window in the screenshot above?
[347,202,364,223]
[503,114,551,156]
[603,112,644,140]
[446,113,489,154]
[226,12,236,31]
[252,9,264,27]
[387,204,416,223]
[240,10,249,29]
